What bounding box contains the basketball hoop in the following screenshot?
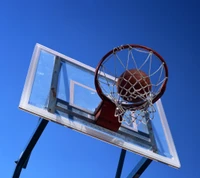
[94,44,168,131]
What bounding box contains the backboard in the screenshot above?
[19,43,180,168]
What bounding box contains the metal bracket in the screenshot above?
[47,56,62,113]
[146,119,158,153]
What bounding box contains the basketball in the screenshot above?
[117,69,151,102]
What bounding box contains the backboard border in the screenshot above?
[19,43,181,168]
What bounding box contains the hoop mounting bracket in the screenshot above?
[94,100,121,132]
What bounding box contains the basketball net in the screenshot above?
[96,45,168,126]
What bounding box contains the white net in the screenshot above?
[97,45,168,126]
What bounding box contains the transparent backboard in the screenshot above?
[19,44,180,168]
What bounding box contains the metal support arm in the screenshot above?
[116,149,152,178]
[127,157,152,178]
[115,149,127,178]
[12,118,48,178]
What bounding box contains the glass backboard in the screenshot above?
[19,44,180,168]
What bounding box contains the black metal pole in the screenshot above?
[127,157,152,178]
[12,118,48,178]
[115,149,126,178]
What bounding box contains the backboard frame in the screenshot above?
[19,43,180,168]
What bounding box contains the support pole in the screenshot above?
[12,118,48,178]
[115,149,126,178]
[127,157,152,178]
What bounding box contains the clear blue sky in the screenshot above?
[1,0,199,177]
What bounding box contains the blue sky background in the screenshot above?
[0,0,199,177]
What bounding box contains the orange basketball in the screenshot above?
[117,69,151,102]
